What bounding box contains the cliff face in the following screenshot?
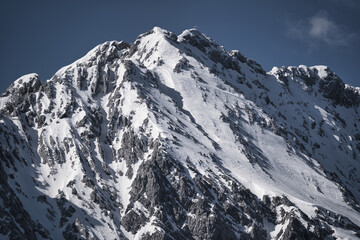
[0,27,359,239]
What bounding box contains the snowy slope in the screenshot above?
[0,27,359,239]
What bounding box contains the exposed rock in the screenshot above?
[0,27,359,240]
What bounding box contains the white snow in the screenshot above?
[1,27,360,239]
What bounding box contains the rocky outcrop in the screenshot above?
[0,27,359,239]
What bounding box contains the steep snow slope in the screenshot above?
[0,27,359,239]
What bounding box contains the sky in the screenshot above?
[1,0,359,93]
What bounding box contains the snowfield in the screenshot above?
[0,27,359,239]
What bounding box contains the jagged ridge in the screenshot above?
[0,27,359,239]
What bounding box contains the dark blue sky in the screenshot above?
[1,0,359,92]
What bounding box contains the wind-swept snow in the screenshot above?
[0,27,359,239]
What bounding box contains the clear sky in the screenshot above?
[1,0,359,92]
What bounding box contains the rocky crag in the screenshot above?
[0,27,359,239]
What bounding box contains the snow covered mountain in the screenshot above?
[0,27,360,239]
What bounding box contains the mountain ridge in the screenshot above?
[0,26,359,239]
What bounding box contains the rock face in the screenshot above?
[0,27,360,239]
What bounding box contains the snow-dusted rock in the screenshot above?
[0,27,359,239]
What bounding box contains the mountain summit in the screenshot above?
[0,27,359,239]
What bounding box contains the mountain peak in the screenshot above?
[135,26,178,43]
[7,73,40,92]
[178,28,208,40]
[152,26,170,35]
[1,27,360,239]
[1,72,40,98]
[269,64,359,106]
